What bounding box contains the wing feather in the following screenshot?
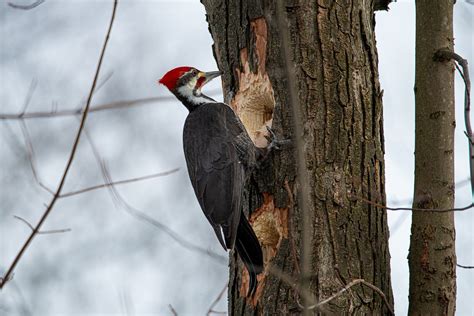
[183,103,248,250]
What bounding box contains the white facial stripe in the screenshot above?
[187,76,197,89]
[177,77,217,105]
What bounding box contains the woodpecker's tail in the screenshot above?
[235,212,263,297]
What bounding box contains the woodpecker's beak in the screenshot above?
[200,71,222,86]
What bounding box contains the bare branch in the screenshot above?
[267,265,394,314]
[0,91,220,120]
[79,115,227,264]
[73,70,114,113]
[351,194,473,212]
[59,168,179,198]
[0,97,158,120]
[457,263,474,269]
[0,0,118,289]
[434,49,472,201]
[87,71,114,101]
[13,215,35,231]
[353,280,394,315]
[7,0,44,10]
[16,79,55,195]
[18,119,55,195]
[20,79,37,115]
[168,304,178,316]
[370,177,471,211]
[13,216,71,235]
[16,70,117,195]
[207,283,228,316]
[303,279,394,315]
[103,163,227,263]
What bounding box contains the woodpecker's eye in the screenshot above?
[191,69,198,76]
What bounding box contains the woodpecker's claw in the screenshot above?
[265,126,291,150]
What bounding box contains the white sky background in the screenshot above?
[0,0,472,315]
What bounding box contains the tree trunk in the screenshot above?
[408,0,456,315]
[201,0,393,314]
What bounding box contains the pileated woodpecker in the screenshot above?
[159,66,263,295]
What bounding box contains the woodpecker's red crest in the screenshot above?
[159,66,222,110]
[158,66,194,90]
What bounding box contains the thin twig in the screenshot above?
[103,163,226,263]
[387,178,472,207]
[275,1,313,312]
[20,79,37,115]
[267,265,394,314]
[0,97,161,120]
[168,304,178,316]
[351,194,473,212]
[13,216,71,235]
[7,0,44,10]
[0,91,220,120]
[207,283,228,316]
[15,72,113,195]
[0,0,118,289]
[59,168,179,198]
[434,49,472,200]
[17,78,54,195]
[304,279,394,315]
[76,70,114,109]
[457,263,474,269]
[79,116,226,264]
[18,119,55,195]
[69,70,114,116]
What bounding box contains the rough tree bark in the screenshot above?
[408,0,457,315]
[201,0,393,314]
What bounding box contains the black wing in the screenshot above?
[183,102,249,250]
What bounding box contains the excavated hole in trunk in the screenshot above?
[231,48,274,148]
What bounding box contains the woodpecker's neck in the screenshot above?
[174,86,217,111]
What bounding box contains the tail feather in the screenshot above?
[235,212,263,297]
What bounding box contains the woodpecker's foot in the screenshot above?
[265,126,291,151]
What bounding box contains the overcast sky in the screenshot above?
[0,0,472,315]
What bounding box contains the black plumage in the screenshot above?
[159,67,263,296]
[183,102,263,295]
